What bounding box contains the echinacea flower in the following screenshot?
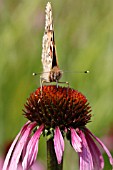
[2,85,113,170]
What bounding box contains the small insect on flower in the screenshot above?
[40,2,68,89]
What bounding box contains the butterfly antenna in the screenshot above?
[84,70,90,73]
[32,73,37,76]
[61,70,90,74]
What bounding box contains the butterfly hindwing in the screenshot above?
[41,2,62,83]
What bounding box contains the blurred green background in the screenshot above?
[0,0,113,169]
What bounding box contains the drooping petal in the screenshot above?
[85,128,113,166]
[85,131,104,169]
[31,160,45,170]
[22,124,44,170]
[70,128,82,152]
[2,121,31,170]
[79,130,93,170]
[8,122,37,170]
[54,127,64,164]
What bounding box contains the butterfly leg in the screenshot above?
[56,81,69,88]
[40,76,45,95]
[56,81,69,94]
[56,80,58,88]
[66,81,69,94]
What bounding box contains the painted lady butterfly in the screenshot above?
[40,2,64,88]
[39,2,89,89]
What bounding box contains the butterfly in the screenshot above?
[40,2,64,88]
[38,2,89,89]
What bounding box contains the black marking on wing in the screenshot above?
[52,31,58,68]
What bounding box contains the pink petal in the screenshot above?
[9,122,37,170]
[85,131,104,169]
[2,121,31,170]
[85,128,113,166]
[79,130,93,170]
[22,124,44,170]
[31,160,45,170]
[70,128,82,152]
[54,127,64,164]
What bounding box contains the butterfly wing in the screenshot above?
[41,2,58,82]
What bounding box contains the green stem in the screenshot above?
[47,138,63,170]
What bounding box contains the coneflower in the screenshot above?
[2,86,113,170]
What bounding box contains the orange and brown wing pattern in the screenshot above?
[41,2,59,82]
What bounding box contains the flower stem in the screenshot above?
[47,138,63,170]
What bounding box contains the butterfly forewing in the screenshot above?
[41,2,62,84]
